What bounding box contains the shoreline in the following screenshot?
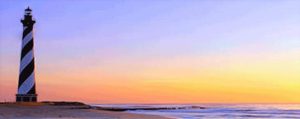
[0,102,172,119]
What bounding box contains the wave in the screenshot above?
[92,104,300,119]
[92,104,206,111]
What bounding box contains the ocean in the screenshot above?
[94,104,300,119]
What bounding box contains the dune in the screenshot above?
[0,102,171,119]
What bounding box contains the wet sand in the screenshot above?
[0,102,171,119]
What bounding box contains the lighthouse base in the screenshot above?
[16,94,37,102]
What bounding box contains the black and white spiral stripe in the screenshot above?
[18,25,36,94]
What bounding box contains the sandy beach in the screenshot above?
[0,102,171,119]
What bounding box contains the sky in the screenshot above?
[1,0,300,104]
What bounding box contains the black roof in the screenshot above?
[25,6,32,11]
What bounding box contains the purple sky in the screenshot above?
[1,0,300,103]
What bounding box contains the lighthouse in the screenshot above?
[16,7,38,102]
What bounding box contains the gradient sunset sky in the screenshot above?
[1,0,300,103]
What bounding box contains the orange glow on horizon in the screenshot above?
[2,50,299,104]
